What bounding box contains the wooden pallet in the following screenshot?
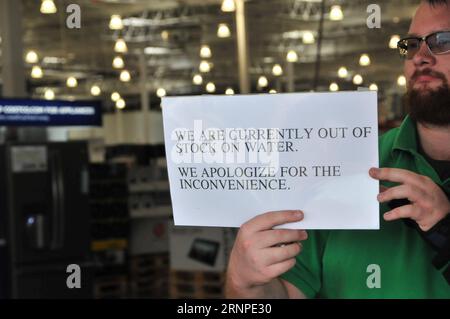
[130,270,169,298]
[130,253,169,273]
[129,253,170,298]
[94,275,129,299]
[130,279,169,298]
[91,239,128,252]
[169,270,226,299]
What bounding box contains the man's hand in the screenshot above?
[369,167,450,231]
[226,210,307,297]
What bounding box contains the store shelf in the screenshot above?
[130,205,173,219]
[128,181,170,193]
[89,198,128,204]
[169,270,226,299]
[91,239,128,252]
[90,179,127,185]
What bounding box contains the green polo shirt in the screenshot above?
[281,115,450,298]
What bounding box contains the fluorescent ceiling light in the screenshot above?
[144,47,171,55]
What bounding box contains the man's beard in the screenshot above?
[404,69,450,126]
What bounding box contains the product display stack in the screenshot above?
[89,163,130,298]
[169,226,236,298]
[128,150,172,298]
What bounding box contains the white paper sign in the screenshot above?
[162,92,379,229]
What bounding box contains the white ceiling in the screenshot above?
[0,0,420,111]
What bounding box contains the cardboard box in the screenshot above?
[130,217,170,255]
[129,193,172,218]
[128,165,169,193]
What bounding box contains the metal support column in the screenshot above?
[0,0,47,142]
[0,0,26,97]
[235,0,250,94]
[139,50,150,144]
[286,62,295,92]
[116,109,124,144]
[313,0,326,91]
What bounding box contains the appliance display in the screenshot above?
[0,142,93,298]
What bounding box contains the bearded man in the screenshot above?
[226,0,450,298]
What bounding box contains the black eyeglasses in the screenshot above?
[397,30,450,59]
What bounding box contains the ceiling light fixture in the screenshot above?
[112,56,125,69]
[114,38,128,53]
[90,85,101,96]
[109,15,123,30]
[25,50,39,64]
[66,76,78,88]
[111,92,121,102]
[221,0,236,12]
[193,74,203,85]
[329,5,343,21]
[359,54,371,66]
[329,82,339,92]
[120,70,131,82]
[389,35,400,49]
[258,76,268,87]
[217,23,231,38]
[302,31,315,44]
[353,74,363,85]
[161,30,169,41]
[44,88,55,100]
[338,66,348,78]
[199,60,211,73]
[31,66,43,79]
[116,98,126,109]
[206,82,216,93]
[225,88,235,95]
[200,45,212,58]
[272,64,283,76]
[40,0,57,14]
[143,47,171,55]
[286,50,298,63]
[156,88,167,98]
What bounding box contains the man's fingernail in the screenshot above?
[369,167,379,175]
[295,210,303,218]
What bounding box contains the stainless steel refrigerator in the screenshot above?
[0,142,93,298]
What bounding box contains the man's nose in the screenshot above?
[412,40,436,67]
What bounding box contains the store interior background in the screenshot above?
[0,0,416,298]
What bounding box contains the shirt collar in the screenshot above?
[391,115,445,184]
[392,115,420,156]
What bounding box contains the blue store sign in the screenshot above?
[0,99,102,126]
